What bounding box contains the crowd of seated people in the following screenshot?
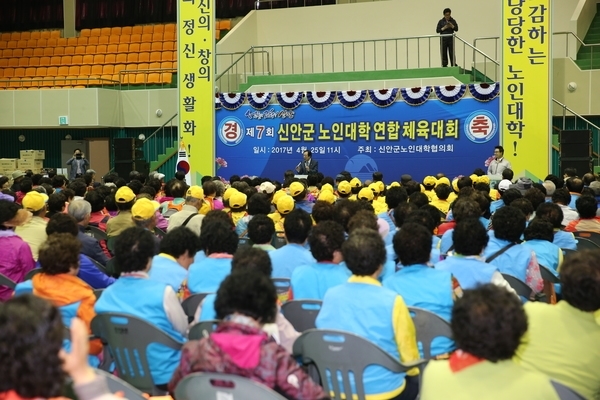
[0,165,599,399]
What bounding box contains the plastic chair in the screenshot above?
[100,27,112,37]
[161,51,173,62]
[98,36,109,46]
[293,329,425,400]
[181,292,212,319]
[54,47,65,56]
[154,24,165,34]
[129,43,140,53]
[281,300,322,332]
[140,42,151,52]
[573,231,600,246]
[141,33,152,43]
[91,313,184,394]
[126,53,139,64]
[47,38,58,47]
[551,381,586,400]
[10,33,21,41]
[118,43,129,53]
[120,34,131,44]
[130,34,142,43]
[562,248,577,257]
[109,35,120,45]
[33,47,44,57]
[72,55,83,65]
[576,237,599,251]
[67,37,78,46]
[31,31,41,40]
[36,67,48,76]
[175,373,287,400]
[80,29,92,37]
[163,31,175,42]
[75,45,85,55]
[0,273,17,290]
[17,40,28,49]
[23,48,33,57]
[408,306,453,360]
[44,47,54,57]
[154,227,166,238]
[57,38,67,47]
[150,52,161,63]
[164,23,176,33]
[150,41,162,52]
[77,37,88,46]
[50,31,61,39]
[502,274,533,300]
[88,36,99,45]
[39,57,51,66]
[84,54,94,65]
[18,58,29,67]
[132,26,143,35]
[122,26,133,35]
[37,38,47,47]
[188,320,219,340]
[142,25,154,35]
[539,264,559,284]
[105,54,117,64]
[90,28,101,37]
[29,57,40,67]
[40,31,51,39]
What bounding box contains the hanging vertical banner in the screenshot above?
[178,0,215,184]
[502,0,551,181]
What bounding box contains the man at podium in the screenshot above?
[295,150,319,174]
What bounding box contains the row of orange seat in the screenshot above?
[0,72,173,89]
[0,52,177,69]
[0,33,177,49]
[1,42,177,58]
[0,63,176,78]
[80,24,177,37]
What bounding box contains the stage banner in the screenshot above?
[178,0,215,184]
[502,0,551,181]
[216,92,500,183]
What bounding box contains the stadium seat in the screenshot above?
[57,38,67,47]
[109,35,120,44]
[57,66,69,76]
[165,23,176,33]
[77,37,88,46]
[36,67,47,76]
[152,33,163,42]
[140,42,151,52]
[102,64,114,75]
[114,64,126,74]
[47,66,58,76]
[18,58,28,67]
[162,41,175,51]
[10,33,20,41]
[130,34,142,43]
[0,59,8,67]
[64,46,75,56]
[160,72,172,84]
[29,57,40,67]
[25,67,36,77]
[30,32,41,40]
[85,45,96,54]
[141,33,152,43]
[142,25,154,35]
[126,53,139,64]
[122,26,133,35]
[39,56,51,66]
[215,30,221,40]
[80,64,91,76]
[91,54,103,64]
[91,64,103,76]
[88,36,99,45]
[37,38,47,47]
[12,49,23,57]
[132,26,143,35]
[17,40,27,48]
[21,32,31,40]
[26,39,37,48]
[161,51,173,62]
[50,56,61,66]
[47,38,58,47]
[68,65,80,75]
[75,46,85,55]
[117,43,129,53]
[125,63,138,71]
[0,42,7,50]
[151,42,162,52]
[2,49,12,57]
[100,27,111,37]
[72,55,83,65]
[8,58,19,67]
[50,31,61,38]
[107,44,118,54]
[110,27,122,36]
[98,36,109,45]
[120,35,131,44]
[39,31,51,39]
[61,56,72,65]
[96,45,107,54]
[14,68,25,77]
[80,29,91,37]
[160,61,172,69]
[33,48,44,57]
[150,52,161,62]
[138,52,150,63]
[163,31,175,42]
[7,41,17,49]
[138,62,149,70]
[220,19,232,30]
[54,47,65,56]
[3,68,15,78]
[43,47,54,57]
[105,54,117,64]
[116,53,127,64]
[1,33,10,41]
[90,28,101,37]
[154,24,165,34]
[149,62,160,70]
[128,43,139,53]
[23,48,33,57]
[67,37,78,46]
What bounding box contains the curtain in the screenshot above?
[76,0,177,30]
[0,0,64,31]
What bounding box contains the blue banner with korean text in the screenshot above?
[215,93,499,182]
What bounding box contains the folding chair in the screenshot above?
[551,381,586,400]
[181,292,212,321]
[188,320,219,340]
[175,373,286,400]
[91,313,184,394]
[502,273,534,300]
[88,226,108,241]
[576,237,599,251]
[408,306,453,360]
[0,273,17,290]
[293,329,425,400]
[94,369,147,400]
[539,264,560,284]
[281,300,322,332]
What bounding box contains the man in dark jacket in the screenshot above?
[68,199,111,266]
[436,8,459,67]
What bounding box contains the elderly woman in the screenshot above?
[0,200,35,300]
[169,270,326,399]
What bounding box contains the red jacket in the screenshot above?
[168,321,327,399]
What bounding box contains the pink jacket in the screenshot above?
[169,321,326,399]
[0,230,35,300]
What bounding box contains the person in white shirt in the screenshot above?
[487,146,512,176]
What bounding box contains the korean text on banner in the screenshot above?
[502,0,551,181]
[178,0,215,184]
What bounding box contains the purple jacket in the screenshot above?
[0,230,35,300]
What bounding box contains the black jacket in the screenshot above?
[436,17,459,36]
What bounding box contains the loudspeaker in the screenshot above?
[134,160,149,178]
[560,159,592,176]
[114,138,134,161]
[114,161,134,179]
[559,130,591,158]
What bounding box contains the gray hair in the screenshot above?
[68,200,92,223]
[86,169,96,175]
[542,180,556,197]
[134,217,153,229]
[213,180,225,197]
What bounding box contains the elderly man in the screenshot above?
[68,199,110,266]
[487,146,512,176]
[167,186,205,236]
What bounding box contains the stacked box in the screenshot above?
[0,159,18,176]
[18,150,45,172]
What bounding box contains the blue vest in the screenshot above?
[553,231,577,250]
[295,200,314,213]
[434,256,497,290]
[568,193,580,209]
[187,257,232,294]
[383,264,455,356]
[15,280,100,367]
[94,277,186,385]
[316,281,407,397]
[439,229,454,255]
[199,293,217,321]
[523,240,560,272]
[290,262,352,300]
[483,232,531,282]
[269,243,316,279]
[490,199,505,214]
[149,254,187,292]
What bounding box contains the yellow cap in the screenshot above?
[289,181,305,197]
[131,198,160,220]
[470,174,478,182]
[476,175,490,185]
[452,177,460,192]
[223,187,237,201]
[272,190,287,205]
[186,185,204,200]
[437,177,451,187]
[368,182,381,195]
[321,183,334,193]
[277,195,295,214]
[229,191,247,208]
[358,187,374,201]
[337,181,352,195]
[115,187,135,203]
[423,176,437,187]
[318,190,336,204]
[22,191,48,212]
[350,177,362,188]
[387,181,400,189]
